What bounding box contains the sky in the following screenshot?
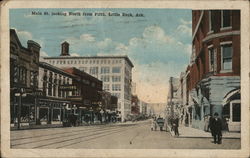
[10,8,192,103]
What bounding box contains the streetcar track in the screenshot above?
[11,125,132,146]
[56,123,149,148]
[11,122,150,149]
[11,123,137,141]
[33,125,141,149]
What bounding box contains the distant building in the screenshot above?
[190,10,240,131]
[131,95,140,115]
[43,42,134,122]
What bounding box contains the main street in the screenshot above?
[11,120,240,149]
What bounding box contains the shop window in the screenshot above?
[20,105,30,122]
[39,108,48,122]
[52,109,61,121]
[221,44,232,71]
[232,103,240,122]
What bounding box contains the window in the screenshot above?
[53,74,57,97]
[103,84,110,91]
[208,47,216,72]
[112,67,121,73]
[208,11,215,32]
[112,84,121,91]
[221,44,232,71]
[112,93,120,99]
[101,67,110,74]
[232,103,240,122]
[58,76,61,97]
[79,67,88,72]
[221,10,231,28]
[90,67,98,75]
[19,67,27,85]
[30,71,34,86]
[112,76,121,82]
[101,76,110,82]
[48,72,53,96]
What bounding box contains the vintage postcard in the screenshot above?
[1,0,249,157]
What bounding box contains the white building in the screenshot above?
[43,42,134,122]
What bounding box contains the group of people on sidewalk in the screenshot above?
[150,112,223,144]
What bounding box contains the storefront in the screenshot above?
[37,98,70,125]
[222,89,241,132]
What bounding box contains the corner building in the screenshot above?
[190,10,240,131]
[43,42,134,122]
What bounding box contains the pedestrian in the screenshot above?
[204,115,209,132]
[210,112,223,144]
[173,115,179,136]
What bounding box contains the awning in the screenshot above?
[222,89,240,106]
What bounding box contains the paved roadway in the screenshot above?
[11,120,240,149]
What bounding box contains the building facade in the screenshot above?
[190,10,241,131]
[43,42,134,122]
[38,62,74,125]
[10,29,41,127]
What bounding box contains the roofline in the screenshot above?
[43,55,134,68]
[39,62,75,78]
[192,10,204,42]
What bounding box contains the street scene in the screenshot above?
[9,8,241,149]
[11,120,239,149]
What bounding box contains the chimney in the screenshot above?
[60,41,70,56]
[27,40,41,55]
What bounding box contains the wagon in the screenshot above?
[156,118,165,131]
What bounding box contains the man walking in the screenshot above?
[210,112,223,144]
[173,115,179,136]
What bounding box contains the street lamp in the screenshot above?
[14,88,26,129]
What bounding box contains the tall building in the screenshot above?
[43,42,134,121]
[190,10,240,131]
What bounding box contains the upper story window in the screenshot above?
[103,84,110,91]
[112,76,121,82]
[101,67,110,74]
[112,67,121,73]
[112,84,121,91]
[101,75,110,82]
[221,10,232,29]
[208,46,216,72]
[221,42,233,71]
[90,67,98,75]
[208,11,215,33]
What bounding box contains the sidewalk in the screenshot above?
[10,120,143,131]
[168,125,240,139]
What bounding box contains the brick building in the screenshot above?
[10,29,41,128]
[189,10,240,131]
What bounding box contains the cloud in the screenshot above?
[71,53,80,56]
[40,51,49,57]
[180,18,192,25]
[80,34,95,42]
[61,25,190,103]
[14,29,44,48]
[176,24,192,35]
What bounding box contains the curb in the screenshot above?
[167,125,240,139]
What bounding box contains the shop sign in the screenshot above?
[59,84,77,91]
